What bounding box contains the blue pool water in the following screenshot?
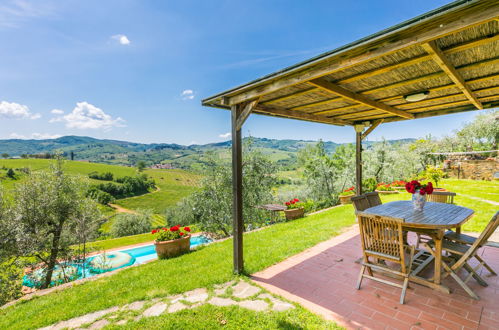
[24,235,212,288]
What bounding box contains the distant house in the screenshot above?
[150,163,174,169]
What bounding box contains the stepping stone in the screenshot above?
[42,307,119,330]
[89,319,109,329]
[168,294,183,303]
[183,288,208,303]
[272,301,294,312]
[142,302,167,317]
[232,281,261,299]
[238,300,268,312]
[208,297,237,307]
[116,320,127,326]
[168,302,188,313]
[125,300,145,311]
[257,293,294,311]
[214,280,235,295]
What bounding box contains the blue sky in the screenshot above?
[0,0,486,145]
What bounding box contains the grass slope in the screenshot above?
[0,205,355,329]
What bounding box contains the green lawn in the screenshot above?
[114,169,200,214]
[0,205,355,329]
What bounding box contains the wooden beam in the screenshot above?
[313,104,368,116]
[309,78,414,119]
[422,40,483,109]
[217,7,499,106]
[235,99,259,130]
[231,105,244,274]
[361,119,383,140]
[254,104,351,126]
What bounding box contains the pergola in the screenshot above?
[202,0,499,273]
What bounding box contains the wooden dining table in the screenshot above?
[358,200,474,293]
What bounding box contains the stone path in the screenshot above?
[39,280,294,329]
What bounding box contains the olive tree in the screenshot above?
[166,147,276,237]
[10,160,102,289]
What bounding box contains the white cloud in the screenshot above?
[219,132,231,139]
[9,132,61,140]
[111,34,130,45]
[181,89,195,100]
[31,133,61,139]
[9,133,26,139]
[0,101,41,119]
[50,101,126,130]
[51,109,64,115]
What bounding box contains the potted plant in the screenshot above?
[339,187,355,204]
[283,198,305,220]
[153,225,191,259]
[390,180,407,191]
[405,180,434,211]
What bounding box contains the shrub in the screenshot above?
[110,209,153,237]
[6,168,15,179]
[87,187,115,204]
[88,172,114,181]
[422,166,445,187]
[0,259,23,306]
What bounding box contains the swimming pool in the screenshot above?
[24,235,212,288]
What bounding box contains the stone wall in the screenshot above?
[445,159,499,180]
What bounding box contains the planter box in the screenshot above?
[154,235,191,259]
[284,207,304,220]
[375,190,399,194]
[339,195,353,205]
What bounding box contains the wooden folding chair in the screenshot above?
[424,211,499,300]
[365,192,382,207]
[426,191,456,204]
[351,195,370,212]
[356,213,415,304]
[416,191,457,248]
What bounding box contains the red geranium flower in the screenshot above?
[184,226,191,232]
[151,229,157,234]
[294,198,299,202]
[170,226,179,232]
[291,201,296,204]
[285,202,290,206]
[179,232,184,236]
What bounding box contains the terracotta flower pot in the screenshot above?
[154,235,191,259]
[339,195,353,205]
[284,207,304,220]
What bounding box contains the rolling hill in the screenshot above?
[0,135,415,169]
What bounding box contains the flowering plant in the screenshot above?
[390,180,407,187]
[152,225,191,241]
[405,180,434,195]
[284,198,303,209]
[339,186,355,197]
[377,183,394,191]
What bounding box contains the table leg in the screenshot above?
[456,226,461,234]
[434,230,444,285]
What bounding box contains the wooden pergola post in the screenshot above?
[230,100,258,274]
[231,104,244,274]
[355,124,364,195]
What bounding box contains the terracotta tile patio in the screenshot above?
[252,225,499,330]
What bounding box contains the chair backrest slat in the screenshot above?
[351,195,370,212]
[365,192,382,207]
[452,211,499,271]
[358,214,405,265]
[426,191,456,204]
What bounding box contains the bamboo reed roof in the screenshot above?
[202,0,499,126]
